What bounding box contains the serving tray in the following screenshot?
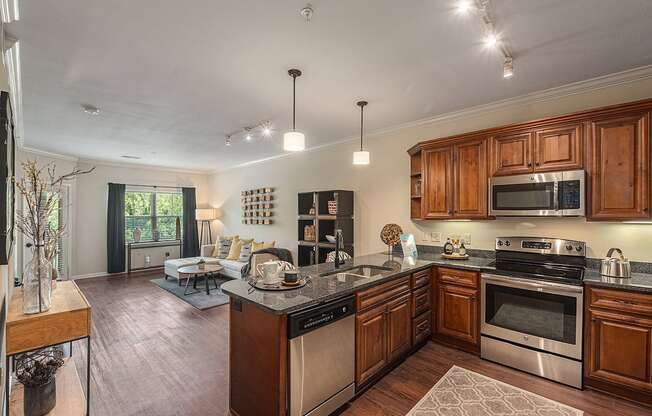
[248,278,308,291]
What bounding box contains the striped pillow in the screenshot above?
[216,237,236,259]
[238,242,253,263]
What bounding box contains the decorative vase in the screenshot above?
[24,377,57,416]
[327,200,338,215]
[133,227,142,243]
[23,246,53,314]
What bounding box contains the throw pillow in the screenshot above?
[252,241,276,251]
[215,235,238,258]
[227,239,242,260]
[238,242,253,263]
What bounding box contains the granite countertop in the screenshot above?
[220,252,494,315]
[582,268,652,293]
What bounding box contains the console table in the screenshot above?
[5,281,92,416]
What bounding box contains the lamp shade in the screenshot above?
[283,131,305,151]
[353,150,370,165]
[195,208,217,221]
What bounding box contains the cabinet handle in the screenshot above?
[470,297,476,301]
[535,162,540,166]
[527,162,532,167]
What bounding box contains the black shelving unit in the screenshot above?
[297,190,354,267]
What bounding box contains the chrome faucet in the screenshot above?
[334,229,344,268]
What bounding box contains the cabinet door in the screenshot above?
[587,309,652,393]
[534,124,582,172]
[454,139,488,218]
[422,146,453,219]
[588,113,650,220]
[437,284,479,346]
[355,304,387,386]
[490,132,533,176]
[386,294,412,363]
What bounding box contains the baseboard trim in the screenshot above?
[70,272,108,280]
[70,267,164,280]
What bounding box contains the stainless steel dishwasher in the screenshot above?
[288,296,356,416]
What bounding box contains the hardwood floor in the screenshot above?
[73,272,650,416]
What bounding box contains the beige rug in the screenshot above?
[407,366,583,416]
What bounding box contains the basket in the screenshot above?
[327,200,337,215]
[304,225,316,241]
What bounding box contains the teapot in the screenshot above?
[600,248,631,278]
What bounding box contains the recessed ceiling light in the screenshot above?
[245,134,252,141]
[121,155,141,160]
[456,0,472,14]
[82,104,100,116]
[225,135,232,146]
[485,33,498,47]
[503,57,514,78]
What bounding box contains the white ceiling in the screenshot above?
[10,0,652,172]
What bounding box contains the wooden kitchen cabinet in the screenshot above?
[355,303,388,386]
[434,267,480,353]
[422,146,453,219]
[386,294,412,363]
[454,139,488,218]
[534,124,583,171]
[587,112,650,220]
[584,286,652,404]
[490,132,533,176]
[355,277,412,387]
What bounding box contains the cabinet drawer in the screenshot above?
[411,268,431,289]
[438,267,478,289]
[412,286,431,317]
[413,311,431,345]
[588,287,652,317]
[357,275,411,311]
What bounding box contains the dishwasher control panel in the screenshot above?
[288,296,356,339]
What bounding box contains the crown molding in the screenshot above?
[214,64,652,174]
[19,145,80,162]
[76,157,213,175]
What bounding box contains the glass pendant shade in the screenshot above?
[283,131,305,152]
[353,150,370,165]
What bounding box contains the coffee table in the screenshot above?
[178,264,223,296]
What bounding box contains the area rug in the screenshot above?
[407,366,583,416]
[150,276,232,310]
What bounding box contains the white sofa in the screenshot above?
[163,244,277,281]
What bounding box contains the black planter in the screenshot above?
[24,377,56,416]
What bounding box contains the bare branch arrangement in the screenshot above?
[14,160,95,263]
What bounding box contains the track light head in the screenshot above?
[456,0,473,14]
[503,57,514,78]
[485,32,498,47]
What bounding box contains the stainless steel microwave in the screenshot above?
[489,170,585,217]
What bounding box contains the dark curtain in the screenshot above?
[182,187,200,257]
[107,183,126,273]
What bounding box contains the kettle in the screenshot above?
[600,248,631,278]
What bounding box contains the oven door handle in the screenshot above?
[481,273,583,295]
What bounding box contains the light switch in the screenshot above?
[421,231,429,242]
[430,232,442,243]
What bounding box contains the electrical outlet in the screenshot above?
[430,232,442,243]
[462,233,471,246]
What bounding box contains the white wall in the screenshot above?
[15,150,209,278]
[209,76,652,262]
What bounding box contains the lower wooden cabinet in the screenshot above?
[585,286,652,404]
[355,304,388,386]
[413,311,431,345]
[355,281,412,387]
[386,294,413,363]
[433,267,480,352]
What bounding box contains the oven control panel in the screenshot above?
[495,237,585,256]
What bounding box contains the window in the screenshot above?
[125,188,183,242]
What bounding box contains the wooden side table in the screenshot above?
[5,281,92,416]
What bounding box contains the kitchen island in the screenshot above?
[221,252,493,416]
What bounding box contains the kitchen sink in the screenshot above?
[321,265,392,278]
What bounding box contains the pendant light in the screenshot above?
[353,100,370,165]
[283,68,305,151]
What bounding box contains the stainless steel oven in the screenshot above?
[480,237,586,388]
[489,170,585,217]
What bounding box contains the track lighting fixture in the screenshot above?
[503,57,514,78]
[225,135,232,146]
[484,32,498,48]
[456,0,472,14]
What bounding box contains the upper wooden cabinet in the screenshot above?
[490,132,532,176]
[490,125,583,176]
[587,112,650,220]
[422,146,453,219]
[534,124,583,172]
[454,139,488,218]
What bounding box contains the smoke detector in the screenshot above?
[82,104,100,116]
[300,4,313,22]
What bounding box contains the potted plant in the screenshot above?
[15,348,65,416]
[15,160,94,314]
[197,258,206,270]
